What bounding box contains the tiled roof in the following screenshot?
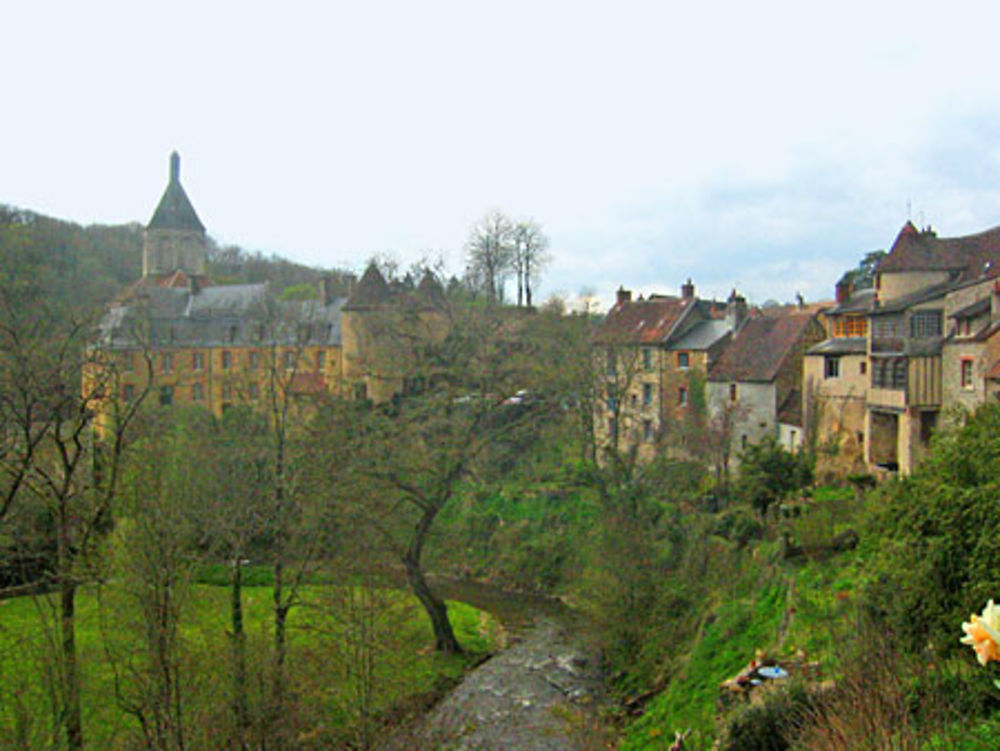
[148,153,205,232]
[709,308,818,383]
[594,296,694,344]
[878,221,1000,281]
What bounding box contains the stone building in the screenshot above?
[86,153,445,427]
[707,304,825,461]
[862,221,1000,473]
[803,281,876,473]
[593,281,739,461]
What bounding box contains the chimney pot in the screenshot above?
[616,286,632,305]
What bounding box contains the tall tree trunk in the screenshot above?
[61,578,83,751]
[231,561,249,751]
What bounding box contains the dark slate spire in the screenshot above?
[343,263,391,310]
[148,151,205,232]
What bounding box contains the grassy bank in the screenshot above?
[0,582,498,749]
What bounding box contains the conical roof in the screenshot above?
[148,152,205,232]
[343,263,391,310]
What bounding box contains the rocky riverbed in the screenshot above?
[383,580,609,751]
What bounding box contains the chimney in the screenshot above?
[319,276,334,305]
[835,279,853,305]
[170,151,180,183]
[188,274,200,295]
[616,286,632,305]
[344,273,358,297]
[681,278,695,300]
[796,292,805,309]
[727,289,748,332]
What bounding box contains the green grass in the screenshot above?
[0,582,499,749]
[620,581,789,750]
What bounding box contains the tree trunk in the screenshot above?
[230,561,249,750]
[403,556,461,655]
[61,578,83,751]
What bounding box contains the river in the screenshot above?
[381,578,609,751]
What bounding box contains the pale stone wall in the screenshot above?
[878,270,950,303]
[803,354,868,472]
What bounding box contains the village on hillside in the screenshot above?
[93,153,1000,481]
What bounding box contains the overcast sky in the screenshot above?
[5,1,1000,308]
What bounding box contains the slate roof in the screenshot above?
[807,337,867,356]
[148,153,205,232]
[878,220,1000,282]
[98,283,346,348]
[950,297,991,321]
[828,287,876,315]
[777,388,802,428]
[594,295,694,344]
[709,308,818,383]
[670,319,731,351]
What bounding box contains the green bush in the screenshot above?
[737,439,814,518]
[713,507,764,548]
[721,684,815,751]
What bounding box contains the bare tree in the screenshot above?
[511,219,551,308]
[464,212,514,303]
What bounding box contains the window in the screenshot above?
[283,351,296,370]
[317,350,326,370]
[159,386,173,406]
[961,359,974,390]
[192,382,204,401]
[161,352,173,374]
[677,352,690,369]
[678,387,688,406]
[222,350,232,369]
[872,316,903,339]
[222,382,233,401]
[192,352,205,371]
[249,351,260,371]
[729,383,738,403]
[832,316,867,338]
[824,356,841,379]
[892,358,908,389]
[910,310,943,339]
[642,383,653,407]
[642,349,653,371]
[872,357,907,390]
[643,419,654,442]
[860,361,867,375]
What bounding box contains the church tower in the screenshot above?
[142,152,208,281]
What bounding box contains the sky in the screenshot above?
[5,0,1000,309]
